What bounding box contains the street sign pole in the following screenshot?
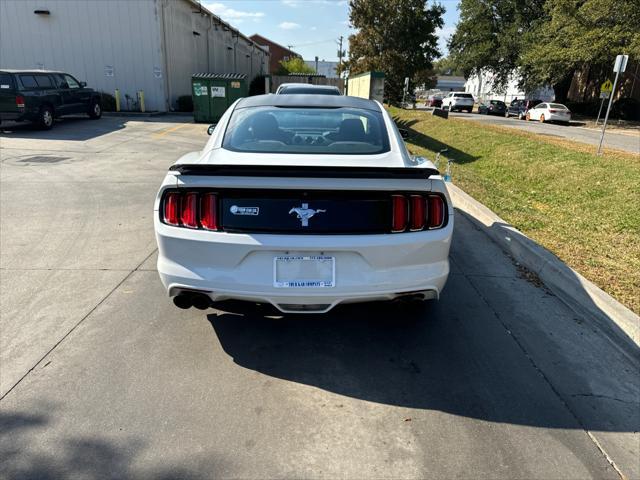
[595,97,605,125]
[597,71,620,155]
[597,55,628,155]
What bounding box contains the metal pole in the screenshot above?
[597,69,620,155]
[595,96,606,125]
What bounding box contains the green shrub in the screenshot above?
[612,97,640,121]
[100,92,117,112]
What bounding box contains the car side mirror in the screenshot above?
[79,81,87,87]
[399,128,410,139]
[207,124,216,135]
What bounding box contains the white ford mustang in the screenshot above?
[154,94,453,313]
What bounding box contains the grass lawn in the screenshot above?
[388,106,640,315]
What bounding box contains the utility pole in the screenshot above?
[337,36,344,77]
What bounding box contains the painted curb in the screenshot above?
[447,183,639,349]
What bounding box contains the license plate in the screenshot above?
[274,255,335,288]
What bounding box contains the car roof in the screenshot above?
[236,94,382,112]
[0,69,65,74]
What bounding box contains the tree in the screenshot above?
[346,0,444,103]
[433,56,464,77]
[447,0,545,91]
[276,57,315,75]
[521,0,640,100]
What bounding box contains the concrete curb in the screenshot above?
[447,183,640,349]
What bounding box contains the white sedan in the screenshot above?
[525,102,572,124]
[154,95,453,314]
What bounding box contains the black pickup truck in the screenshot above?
[0,69,102,129]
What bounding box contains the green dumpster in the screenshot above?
[191,73,248,123]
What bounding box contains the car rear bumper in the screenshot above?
[155,217,453,313]
[547,113,571,122]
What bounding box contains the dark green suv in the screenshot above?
[0,70,102,129]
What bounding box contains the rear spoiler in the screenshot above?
[169,164,439,179]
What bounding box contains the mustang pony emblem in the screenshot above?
[289,203,326,227]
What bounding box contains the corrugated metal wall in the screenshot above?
[0,0,167,111]
[155,0,268,110]
[0,0,269,112]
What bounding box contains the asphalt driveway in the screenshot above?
[1,116,638,479]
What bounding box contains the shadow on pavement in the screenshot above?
[206,281,639,434]
[392,115,479,164]
[0,408,220,480]
[0,117,126,141]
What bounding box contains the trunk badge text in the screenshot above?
[289,203,326,227]
[230,205,259,216]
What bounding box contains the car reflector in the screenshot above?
[200,193,218,231]
[180,192,198,228]
[410,195,426,231]
[428,195,445,229]
[163,193,181,226]
[391,195,408,232]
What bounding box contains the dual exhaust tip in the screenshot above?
[173,291,212,310]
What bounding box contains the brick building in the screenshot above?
[249,34,301,74]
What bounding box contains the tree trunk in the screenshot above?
[552,72,574,102]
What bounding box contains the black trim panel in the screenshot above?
[169,164,438,179]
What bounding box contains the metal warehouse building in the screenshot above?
[0,0,269,112]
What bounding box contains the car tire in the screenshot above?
[525,113,530,121]
[88,100,102,119]
[518,113,524,120]
[467,108,472,113]
[37,105,54,130]
[539,114,545,123]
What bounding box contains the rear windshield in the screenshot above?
[0,73,13,90]
[548,103,568,109]
[490,100,505,105]
[223,106,389,155]
[454,93,473,98]
[279,87,340,95]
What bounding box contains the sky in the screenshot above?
[202,0,460,62]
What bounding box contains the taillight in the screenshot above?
[428,195,445,229]
[391,194,446,232]
[15,95,25,108]
[409,195,426,231]
[200,193,218,231]
[391,195,408,232]
[163,193,181,226]
[180,192,198,228]
[549,109,558,113]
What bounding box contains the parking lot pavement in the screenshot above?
[417,107,639,154]
[1,117,638,478]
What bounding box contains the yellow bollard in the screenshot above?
[114,89,120,112]
[138,90,145,113]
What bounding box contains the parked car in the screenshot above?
[477,100,507,116]
[441,92,474,112]
[426,95,442,108]
[0,69,102,129]
[154,94,453,314]
[525,102,571,124]
[506,99,542,120]
[275,83,341,95]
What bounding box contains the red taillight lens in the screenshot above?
[163,193,181,226]
[391,195,408,232]
[549,109,558,113]
[16,95,25,108]
[410,195,426,231]
[180,192,198,228]
[428,195,445,229]
[200,193,218,231]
